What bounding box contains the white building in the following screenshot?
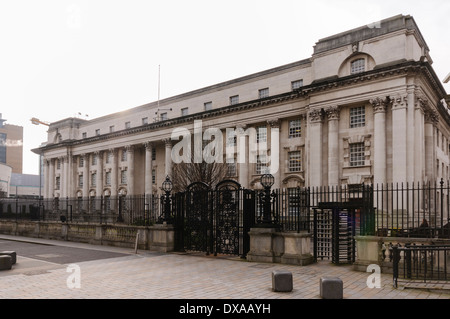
[33,14,450,201]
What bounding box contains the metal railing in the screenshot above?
[393,244,450,288]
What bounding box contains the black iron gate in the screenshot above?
[175,180,254,258]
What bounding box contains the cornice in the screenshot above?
[35,60,447,153]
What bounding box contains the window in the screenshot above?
[181,108,189,116]
[291,80,303,90]
[142,117,148,125]
[95,129,101,136]
[56,159,61,170]
[230,95,239,105]
[121,170,127,184]
[105,172,111,186]
[256,155,269,174]
[121,149,127,162]
[289,119,301,138]
[91,173,97,187]
[349,143,365,167]
[227,162,237,177]
[152,169,156,184]
[351,58,365,74]
[350,106,365,128]
[259,88,269,99]
[152,147,156,161]
[55,176,61,190]
[82,132,87,139]
[288,151,302,172]
[204,102,212,111]
[106,152,113,164]
[92,154,98,166]
[256,126,267,143]
[160,112,167,121]
[226,130,237,147]
[78,175,83,187]
[125,122,131,129]
[79,156,84,168]
[109,126,115,133]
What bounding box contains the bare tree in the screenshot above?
[171,156,230,192]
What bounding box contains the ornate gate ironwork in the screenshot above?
[175,180,254,258]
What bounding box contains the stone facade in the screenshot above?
[33,14,449,200]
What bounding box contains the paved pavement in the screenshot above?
[0,234,449,305]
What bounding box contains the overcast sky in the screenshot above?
[1,0,449,175]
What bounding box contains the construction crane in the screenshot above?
[31,117,50,127]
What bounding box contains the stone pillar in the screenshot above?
[163,139,172,178]
[424,109,438,182]
[406,87,415,183]
[309,108,324,187]
[110,149,118,197]
[67,153,74,198]
[43,159,49,199]
[237,124,249,189]
[127,145,135,196]
[391,94,408,183]
[82,154,89,199]
[326,106,340,187]
[267,119,281,189]
[48,159,55,199]
[415,96,427,182]
[370,97,391,186]
[96,151,103,198]
[144,142,153,197]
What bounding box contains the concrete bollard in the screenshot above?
[0,255,12,271]
[272,270,293,292]
[0,251,16,265]
[320,277,343,299]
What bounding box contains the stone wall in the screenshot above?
[0,220,174,252]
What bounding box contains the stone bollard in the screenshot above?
[0,255,12,271]
[0,251,16,265]
[320,277,343,299]
[272,270,293,292]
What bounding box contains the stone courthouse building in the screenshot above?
[33,14,450,201]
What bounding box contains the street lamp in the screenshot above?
[260,173,275,225]
[162,175,173,222]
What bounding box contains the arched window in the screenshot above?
[351,58,365,74]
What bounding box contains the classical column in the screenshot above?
[144,142,153,196]
[267,119,281,189]
[370,97,391,186]
[126,145,135,196]
[415,95,427,182]
[309,108,324,187]
[424,109,438,182]
[48,159,55,199]
[110,149,118,197]
[95,151,103,198]
[326,106,340,187]
[67,152,74,198]
[391,94,408,183]
[44,159,50,199]
[406,87,416,183]
[163,138,173,178]
[60,156,67,198]
[82,154,89,199]
[237,124,249,189]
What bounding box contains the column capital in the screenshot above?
[309,108,325,123]
[163,138,172,147]
[390,94,408,110]
[415,94,429,112]
[326,106,340,120]
[369,97,392,113]
[267,119,280,128]
[144,141,154,150]
[424,109,439,125]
